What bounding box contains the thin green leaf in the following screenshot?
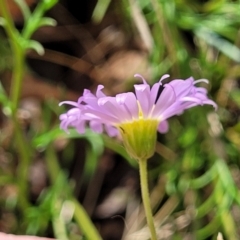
[195,27,240,62]
[26,40,45,55]
[38,17,57,28]
[92,0,111,23]
[13,0,31,22]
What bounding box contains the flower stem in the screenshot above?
[139,158,157,240]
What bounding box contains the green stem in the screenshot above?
[45,147,69,240]
[10,48,25,112]
[71,197,102,240]
[0,1,19,41]
[139,158,157,240]
[14,120,31,210]
[45,146,61,183]
[0,0,25,112]
[0,0,31,211]
[22,0,47,40]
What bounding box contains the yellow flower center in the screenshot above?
[117,119,158,161]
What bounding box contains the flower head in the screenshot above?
[60,74,217,160]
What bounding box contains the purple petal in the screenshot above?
[116,92,139,119]
[98,97,131,122]
[158,102,185,120]
[89,120,103,133]
[152,85,176,117]
[59,101,79,107]
[180,96,203,104]
[134,84,151,117]
[96,85,106,98]
[159,74,170,83]
[167,79,193,98]
[150,82,161,106]
[134,74,147,84]
[105,125,119,137]
[158,120,169,133]
[194,79,209,85]
[149,75,170,105]
[84,110,119,124]
[59,77,217,138]
[75,121,86,134]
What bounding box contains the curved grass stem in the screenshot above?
[46,146,103,240]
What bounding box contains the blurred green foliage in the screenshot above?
[0,0,240,239]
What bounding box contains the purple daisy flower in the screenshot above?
[60,74,216,160]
